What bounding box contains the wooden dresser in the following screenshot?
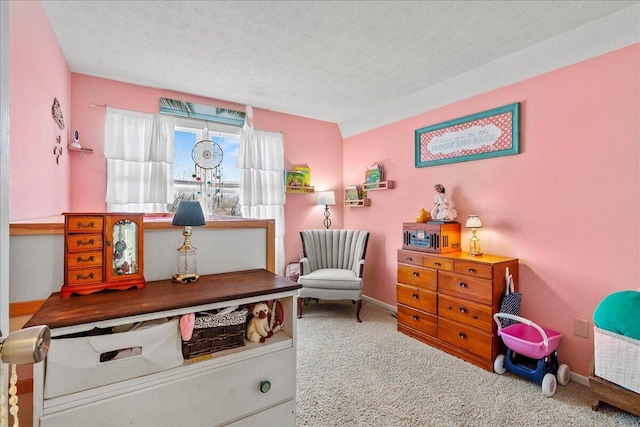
[25,269,300,426]
[397,249,518,371]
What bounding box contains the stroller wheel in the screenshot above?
[493,354,506,375]
[557,364,570,386]
[542,373,557,397]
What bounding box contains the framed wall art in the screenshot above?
[415,102,519,168]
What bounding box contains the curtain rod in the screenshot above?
[92,103,107,108]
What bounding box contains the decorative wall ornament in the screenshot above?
[415,103,519,168]
[51,97,65,129]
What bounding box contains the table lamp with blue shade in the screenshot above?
[172,201,206,283]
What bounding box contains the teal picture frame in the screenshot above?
[415,102,520,168]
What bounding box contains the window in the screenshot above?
[172,118,242,216]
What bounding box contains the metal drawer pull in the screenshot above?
[459,282,467,288]
[76,239,95,246]
[259,380,271,393]
[76,273,94,280]
[76,255,94,263]
[76,221,95,229]
[468,268,476,273]
[459,307,467,313]
[412,315,419,321]
[407,257,413,261]
[412,293,418,299]
[458,332,466,339]
[434,262,441,267]
[412,271,419,277]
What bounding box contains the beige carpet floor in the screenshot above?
[295,301,639,427]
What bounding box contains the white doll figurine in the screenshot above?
[430,184,458,221]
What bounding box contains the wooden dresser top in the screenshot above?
[24,269,300,329]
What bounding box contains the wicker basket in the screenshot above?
[182,308,249,359]
[594,326,640,393]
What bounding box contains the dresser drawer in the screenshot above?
[398,250,422,266]
[397,283,436,314]
[67,250,103,269]
[67,267,103,286]
[438,272,493,305]
[453,260,493,280]
[66,234,103,252]
[438,294,493,332]
[66,216,104,233]
[438,318,492,360]
[397,305,437,337]
[422,255,453,271]
[397,264,436,289]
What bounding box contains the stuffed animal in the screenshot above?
[246,302,273,343]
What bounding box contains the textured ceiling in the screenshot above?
[42,1,638,126]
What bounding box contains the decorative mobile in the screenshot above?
[191,140,224,215]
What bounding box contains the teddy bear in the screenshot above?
[246,302,273,343]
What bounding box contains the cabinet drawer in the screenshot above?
[438,294,493,333]
[397,305,437,336]
[66,216,104,233]
[398,250,423,266]
[438,272,493,305]
[397,264,436,289]
[397,283,436,314]
[453,260,493,280]
[67,250,103,269]
[422,255,453,271]
[438,318,492,360]
[66,234,103,252]
[67,267,103,285]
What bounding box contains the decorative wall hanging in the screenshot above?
[51,97,65,129]
[192,139,224,215]
[415,102,519,168]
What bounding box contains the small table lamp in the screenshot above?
[317,191,336,229]
[172,201,206,283]
[465,215,483,256]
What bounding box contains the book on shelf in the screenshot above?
[365,164,383,184]
[344,185,361,201]
[286,166,311,188]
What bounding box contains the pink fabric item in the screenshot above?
[180,313,195,341]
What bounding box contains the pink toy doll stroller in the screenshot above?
[493,313,571,397]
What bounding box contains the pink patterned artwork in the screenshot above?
[415,103,519,168]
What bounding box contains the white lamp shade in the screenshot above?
[465,215,482,228]
[317,191,336,206]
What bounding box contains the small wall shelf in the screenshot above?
[363,180,395,191]
[344,198,370,207]
[286,185,315,194]
[68,146,94,157]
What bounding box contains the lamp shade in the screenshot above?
[317,191,336,206]
[172,201,206,227]
[465,215,482,228]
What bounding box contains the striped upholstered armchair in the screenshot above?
[297,229,370,322]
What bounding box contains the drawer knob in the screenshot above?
[459,307,467,313]
[259,380,271,393]
[468,268,476,273]
[434,262,441,267]
[407,257,413,261]
[459,282,467,288]
[412,315,419,321]
[458,332,466,339]
[412,293,418,299]
[412,271,419,277]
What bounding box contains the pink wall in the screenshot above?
[9,1,71,221]
[343,44,639,376]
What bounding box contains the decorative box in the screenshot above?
[182,307,249,359]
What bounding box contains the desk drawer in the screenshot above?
[438,294,492,333]
[66,234,103,252]
[438,317,492,360]
[397,264,436,289]
[67,250,103,269]
[397,305,437,337]
[66,216,104,234]
[397,283,436,314]
[66,267,103,286]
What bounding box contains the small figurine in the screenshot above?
[430,184,458,221]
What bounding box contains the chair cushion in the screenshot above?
[298,268,363,290]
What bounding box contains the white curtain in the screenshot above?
[104,107,175,212]
[237,107,286,275]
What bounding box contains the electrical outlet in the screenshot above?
[574,319,590,338]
